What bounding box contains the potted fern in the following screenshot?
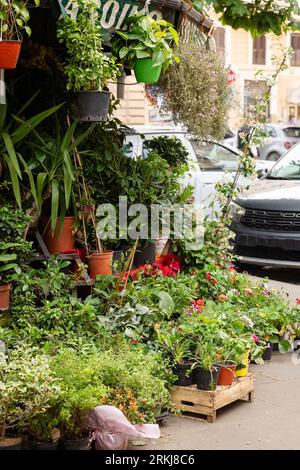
[57,0,120,121]
[0,0,40,69]
[111,14,179,84]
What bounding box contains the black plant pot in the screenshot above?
[195,366,221,391]
[59,437,89,450]
[173,362,193,386]
[134,241,156,267]
[272,343,279,352]
[262,346,272,361]
[28,440,58,450]
[74,91,111,122]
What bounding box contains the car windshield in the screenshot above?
[268,144,300,179]
[190,140,239,171]
[283,127,300,138]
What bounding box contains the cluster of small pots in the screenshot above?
[173,361,239,391]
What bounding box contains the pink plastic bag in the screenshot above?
[86,405,160,450]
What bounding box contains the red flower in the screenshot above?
[296,298,300,304]
[194,299,205,306]
[228,265,235,271]
[130,339,138,344]
[212,279,217,285]
[206,272,211,281]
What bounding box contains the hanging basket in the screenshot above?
[73,90,111,122]
[134,58,162,84]
[0,40,22,69]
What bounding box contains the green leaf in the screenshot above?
[3,154,22,208]
[36,173,47,211]
[18,153,38,208]
[63,164,72,209]
[2,132,22,178]
[136,50,150,59]
[152,49,165,66]
[119,47,129,59]
[155,291,174,316]
[278,339,291,353]
[51,179,59,234]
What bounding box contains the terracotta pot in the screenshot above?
[217,362,236,386]
[45,217,75,254]
[0,284,11,311]
[88,251,113,277]
[0,40,22,69]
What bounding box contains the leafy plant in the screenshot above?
[158,41,229,140]
[57,0,120,91]
[0,347,61,440]
[112,14,179,73]
[144,136,189,168]
[0,97,63,209]
[0,0,40,40]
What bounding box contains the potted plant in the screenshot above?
[192,338,221,391]
[57,0,120,121]
[111,14,179,84]
[0,0,40,69]
[0,205,32,310]
[0,347,61,450]
[156,328,193,386]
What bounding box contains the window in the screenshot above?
[265,126,277,138]
[291,33,300,66]
[244,80,270,119]
[213,27,225,61]
[283,127,300,138]
[190,141,239,172]
[253,35,266,65]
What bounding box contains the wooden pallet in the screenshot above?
[171,373,254,423]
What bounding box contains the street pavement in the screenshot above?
[130,268,300,451]
[132,352,300,450]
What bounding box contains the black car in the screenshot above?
[231,143,300,268]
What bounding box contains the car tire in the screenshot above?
[266,152,280,161]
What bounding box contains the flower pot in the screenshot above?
[59,437,88,450]
[0,40,22,69]
[272,342,279,352]
[0,284,11,311]
[173,362,193,386]
[262,345,272,361]
[74,91,111,122]
[88,251,113,277]
[0,436,23,450]
[28,440,58,450]
[134,241,156,267]
[195,365,221,391]
[45,217,75,254]
[235,351,249,378]
[134,58,162,83]
[217,362,237,386]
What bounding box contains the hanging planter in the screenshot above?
[74,90,111,122]
[88,251,113,278]
[0,40,22,69]
[134,59,162,84]
[112,14,179,84]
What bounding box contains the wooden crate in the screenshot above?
[171,373,254,423]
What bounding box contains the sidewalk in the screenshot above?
[134,352,300,450]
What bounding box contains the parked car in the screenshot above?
[124,126,273,216]
[231,142,300,268]
[253,124,300,161]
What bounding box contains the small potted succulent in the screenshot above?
[111,14,179,83]
[57,0,120,121]
[0,0,40,69]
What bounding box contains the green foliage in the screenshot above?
[112,14,179,73]
[57,0,120,91]
[144,136,189,168]
[0,204,32,283]
[206,0,298,36]
[0,97,63,210]
[0,0,40,40]
[0,347,61,440]
[158,41,229,140]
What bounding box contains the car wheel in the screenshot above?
[266,152,280,161]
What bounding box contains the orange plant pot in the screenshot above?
[0,41,22,69]
[0,284,11,311]
[217,362,237,386]
[88,251,113,277]
[45,217,75,254]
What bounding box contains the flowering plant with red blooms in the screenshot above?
[185,299,206,316]
[228,265,236,271]
[296,298,300,305]
[206,272,217,285]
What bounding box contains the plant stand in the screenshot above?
[27,229,94,297]
[171,373,254,423]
